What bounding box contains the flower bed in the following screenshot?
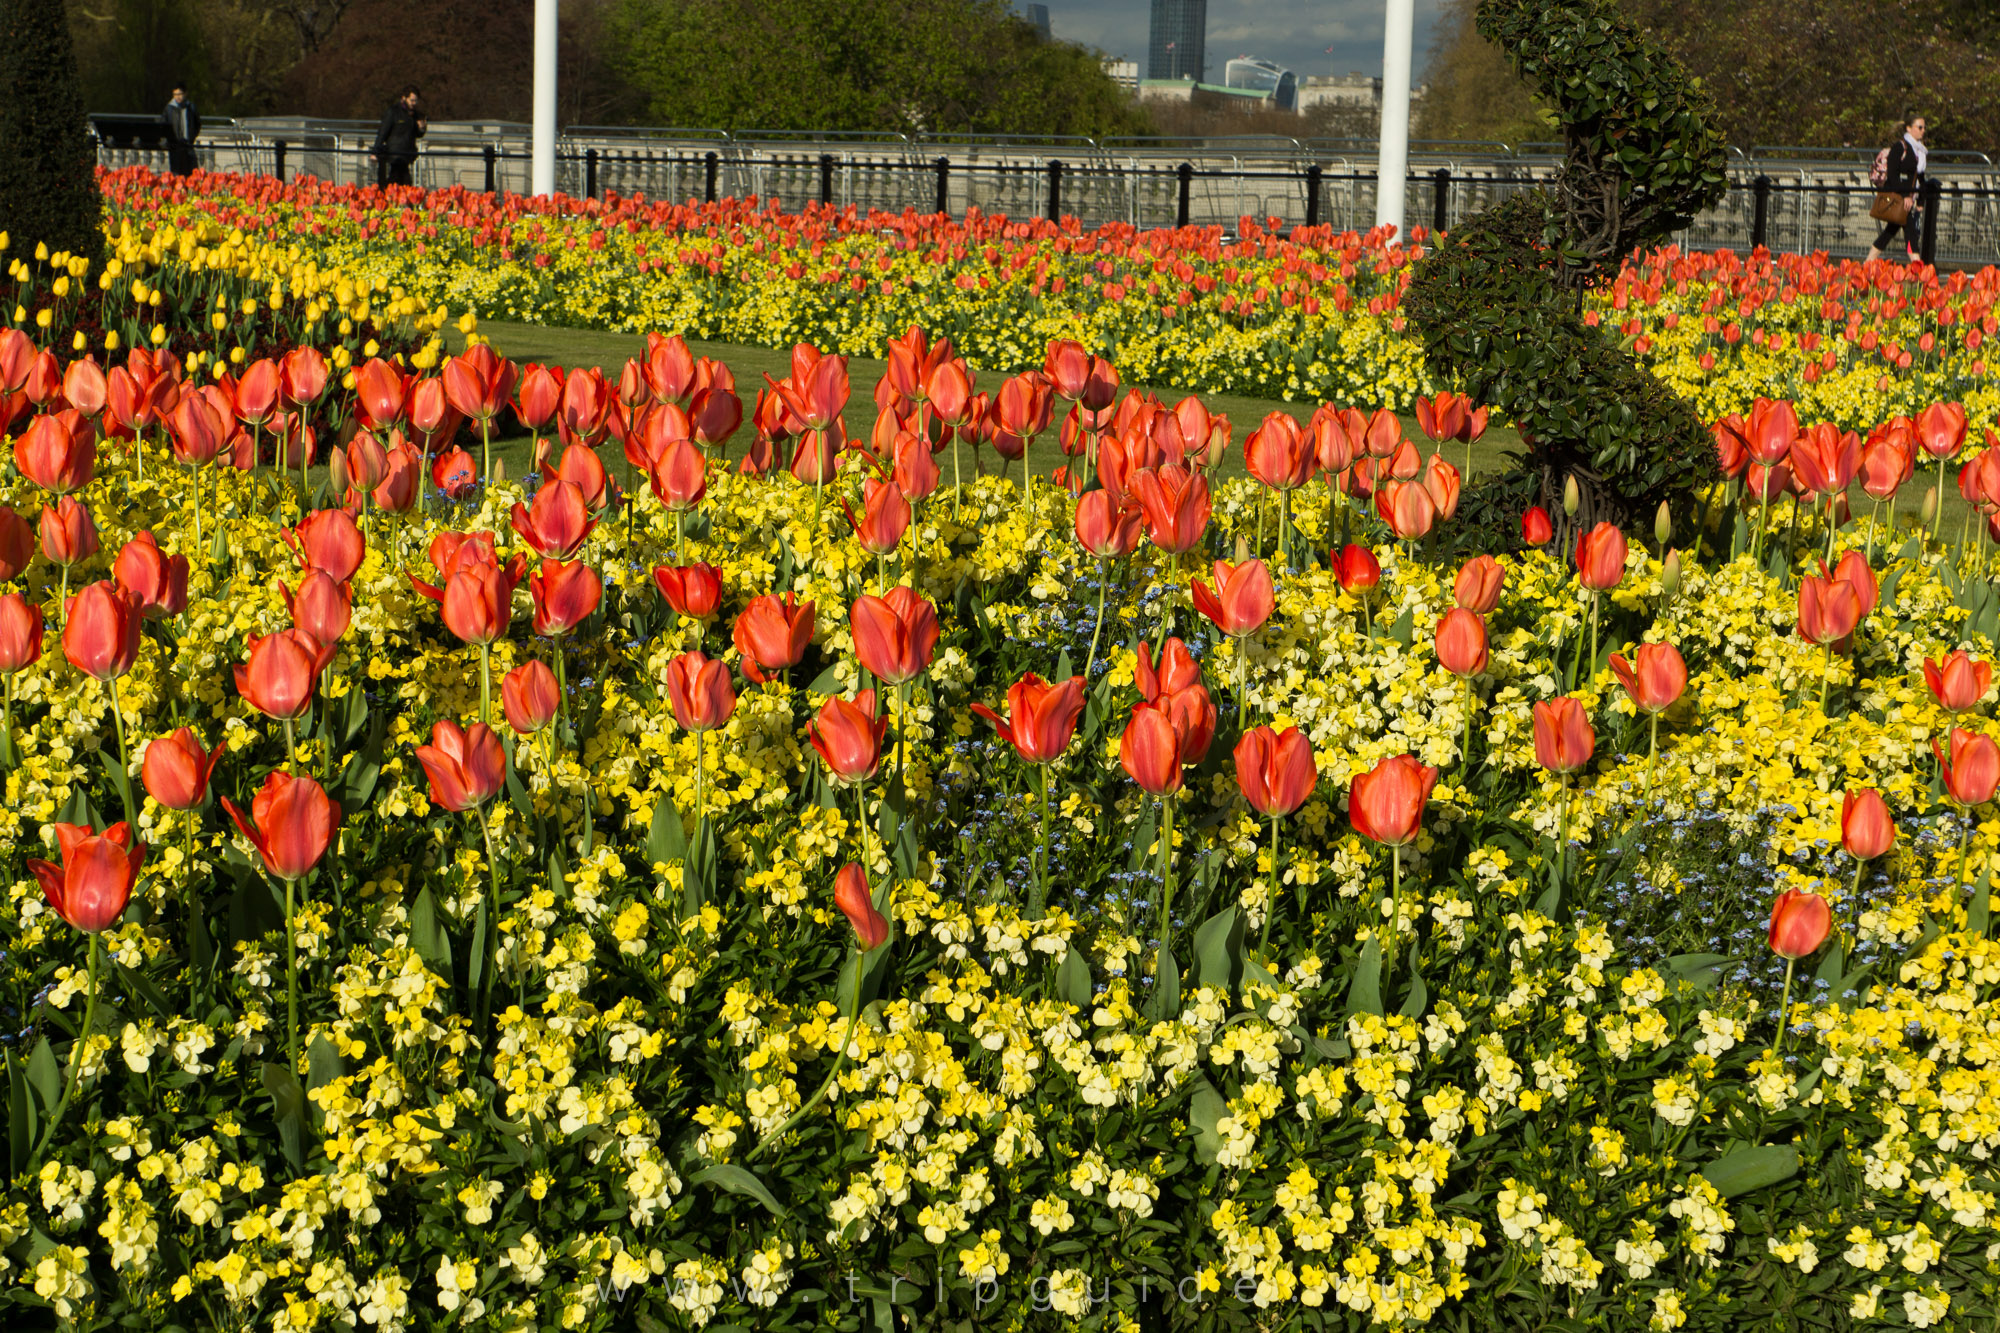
[0,238,1997,1331]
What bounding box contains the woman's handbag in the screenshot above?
[1870,191,1910,225]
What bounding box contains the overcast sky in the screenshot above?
[1042,0,1449,81]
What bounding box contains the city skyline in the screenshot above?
[1044,0,1447,85]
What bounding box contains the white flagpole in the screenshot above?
[1375,0,1415,237]
[532,0,558,196]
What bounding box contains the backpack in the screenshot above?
[1870,145,1892,188]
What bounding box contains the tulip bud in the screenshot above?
[1921,485,1939,527]
[1654,501,1672,547]
[1660,547,1682,595]
[328,446,350,498]
[1233,534,1249,565]
[492,458,508,485]
[1562,475,1580,516]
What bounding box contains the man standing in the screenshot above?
[371,85,426,188]
[163,84,200,176]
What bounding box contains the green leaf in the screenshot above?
[1398,944,1428,1018]
[7,1051,32,1178]
[1346,937,1384,1017]
[1189,906,1242,994]
[1187,1077,1225,1165]
[1055,945,1092,1011]
[690,1163,787,1217]
[1702,1145,1799,1198]
[305,1035,344,1130]
[1661,951,1729,992]
[26,1037,59,1115]
[408,887,453,981]
[262,1061,306,1171]
[98,747,137,826]
[1144,946,1181,1024]
[645,792,685,868]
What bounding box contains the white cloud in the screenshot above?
[1047,0,1449,78]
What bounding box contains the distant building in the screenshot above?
[1297,72,1381,114]
[1020,3,1051,37]
[1224,57,1297,113]
[1148,0,1207,82]
[1103,59,1139,93]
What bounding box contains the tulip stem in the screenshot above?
[1588,591,1601,682]
[1818,642,1834,714]
[25,932,99,1175]
[1847,857,1868,945]
[283,716,299,777]
[1083,560,1108,686]
[1754,491,1770,563]
[1384,844,1401,995]
[1258,815,1280,953]
[1155,794,1176,948]
[1774,955,1797,1057]
[1460,675,1474,769]
[1360,590,1374,643]
[1644,711,1660,803]
[1933,452,1949,543]
[184,813,200,1008]
[477,811,503,1061]
[283,873,300,1075]
[104,677,132,821]
[750,958,863,1162]
[479,643,492,728]
[896,682,911,788]
[693,729,706,829]
[1032,762,1051,921]
[1279,489,1292,568]
[480,416,493,484]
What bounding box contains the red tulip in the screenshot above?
[653,562,723,622]
[285,570,353,647]
[284,508,366,584]
[1453,555,1504,614]
[1135,637,1203,702]
[650,438,709,512]
[234,629,331,720]
[1924,650,1990,714]
[1748,398,1799,466]
[112,532,188,620]
[1119,701,1184,795]
[1129,465,1211,554]
[1831,551,1877,619]
[1521,506,1554,546]
[1422,454,1463,521]
[502,660,560,735]
[1575,522,1627,591]
[510,479,596,559]
[429,446,477,500]
[734,594,814,683]
[234,358,281,426]
[1609,641,1687,714]
[355,357,409,427]
[1244,412,1314,491]
[1348,753,1437,846]
[666,650,737,732]
[1158,680,1217,765]
[373,440,422,513]
[1414,392,1470,444]
[280,347,330,407]
[0,506,31,582]
[1376,479,1437,540]
[1190,559,1274,638]
[1532,697,1596,774]
[1841,788,1894,862]
[223,771,339,881]
[529,559,602,638]
[850,589,939,687]
[441,345,518,425]
[1434,608,1488,677]
[1075,490,1142,559]
[1858,441,1907,501]
[834,862,889,950]
[844,478,911,555]
[28,822,145,932]
[1711,415,1750,477]
[893,432,941,500]
[14,411,95,494]
[168,393,226,466]
[1916,401,1968,461]
[142,727,221,811]
[415,720,509,812]
[62,581,142,681]
[1767,889,1832,960]
[1935,727,2000,807]
[1797,575,1863,647]
[1234,725,1317,817]
[39,497,99,568]
[1335,544,1381,593]
[0,592,43,672]
[971,673,1087,764]
[441,564,516,646]
[811,690,887,784]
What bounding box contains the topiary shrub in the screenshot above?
[0,0,104,268]
[1402,0,1730,534]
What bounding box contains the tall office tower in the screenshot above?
[1147,0,1207,82]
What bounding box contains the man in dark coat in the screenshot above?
[163,85,200,176]
[371,85,427,188]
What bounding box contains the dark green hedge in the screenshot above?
[0,0,104,268]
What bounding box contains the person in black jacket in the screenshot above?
[163,85,200,176]
[371,85,427,188]
[1868,114,1927,263]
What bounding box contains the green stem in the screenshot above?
[26,933,99,1174]
[1082,561,1109,684]
[1156,794,1176,948]
[480,416,492,484]
[283,715,298,777]
[284,874,299,1074]
[1033,763,1051,921]
[479,643,492,728]
[105,676,132,821]
[478,810,503,1056]
[1644,711,1660,803]
[1259,815,1280,953]
[1933,452,1949,543]
[1460,674,1474,769]
[694,728,705,828]
[749,961,863,1161]
[184,813,199,1009]
[1385,843,1401,994]
[1818,641,1833,714]
[1774,955,1797,1057]
[1360,589,1374,643]
[1589,590,1600,682]
[1847,857,1867,945]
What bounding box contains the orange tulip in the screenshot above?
[14,411,95,494]
[168,393,226,466]
[1075,489,1143,559]
[39,497,99,568]
[653,562,724,622]
[431,446,478,499]
[502,660,560,735]
[1520,506,1554,546]
[1129,464,1211,554]
[1434,608,1488,677]
[1422,454,1462,520]
[1747,397,1799,466]
[441,564,517,646]
[1916,401,1968,460]
[373,440,422,513]
[279,346,330,407]
[844,478,912,556]
[666,650,736,732]
[1796,574,1862,647]
[62,581,142,681]
[0,592,44,672]
[1348,753,1437,847]
[234,358,281,426]
[971,673,1087,764]
[1335,544,1380,593]
[284,508,366,584]
[510,479,596,559]
[284,570,353,647]
[811,690,887,784]
[415,720,509,812]
[235,629,331,720]
[28,821,145,932]
[849,588,939,686]
[1453,555,1504,614]
[1609,642,1687,714]
[733,593,815,683]
[1244,412,1314,491]
[0,505,31,582]
[142,728,220,812]
[650,438,709,512]
[112,532,188,620]
[1532,697,1595,774]
[223,771,339,881]
[1376,478,1436,540]
[1574,522,1627,591]
[354,357,409,427]
[529,559,602,638]
[834,862,889,950]
[1414,391,1470,444]
[1767,888,1831,960]
[1924,649,1990,713]
[441,345,517,424]
[1840,788,1894,862]
[1135,637,1203,702]
[1234,725,1318,817]
[1935,727,2000,807]
[1190,559,1275,638]
[1119,701,1185,795]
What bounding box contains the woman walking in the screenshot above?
[1867,115,1927,263]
